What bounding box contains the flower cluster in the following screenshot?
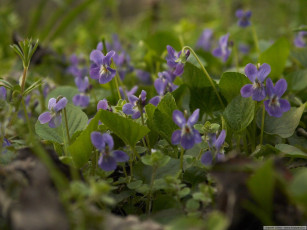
[171,109,202,149]
[240,63,290,117]
[122,90,147,119]
[38,97,68,128]
[201,130,226,166]
[91,132,129,171]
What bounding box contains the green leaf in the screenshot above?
[46,86,79,104]
[141,151,170,168]
[35,103,88,144]
[0,78,14,90]
[144,31,181,55]
[291,48,307,69]
[219,72,250,103]
[285,70,307,92]
[23,79,42,96]
[275,144,307,159]
[145,103,159,147]
[290,169,307,206]
[247,160,274,214]
[152,93,178,145]
[182,62,212,88]
[256,103,306,138]
[189,87,223,116]
[204,211,229,230]
[69,110,101,167]
[98,109,149,147]
[223,96,255,133]
[258,37,290,80]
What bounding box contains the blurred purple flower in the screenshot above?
[91,132,129,171]
[239,43,250,54]
[201,130,226,166]
[264,78,290,117]
[294,31,307,48]
[97,99,112,112]
[171,109,202,149]
[240,63,271,101]
[122,90,147,119]
[213,33,231,62]
[135,69,152,85]
[73,76,90,108]
[166,45,190,76]
[196,29,213,51]
[38,97,68,128]
[235,10,252,28]
[90,50,116,84]
[0,87,6,100]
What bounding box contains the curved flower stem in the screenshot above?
[251,25,260,55]
[260,103,266,146]
[182,46,225,109]
[147,166,157,216]
[114,73,121,100]
[63,107,71,144]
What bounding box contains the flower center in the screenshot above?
[269,95,280,107]
[100,65,107,75]
[253,79,262,89]
[182,124,193,136]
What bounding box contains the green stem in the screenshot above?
[182,46,225,109]
[243,131,248,154]
[236,135,241,154]
[260,103,266,146]
[147,167,157,216]
[233,43,239,71]
[63,107,71,144]
[38,84,46,112]
[180,147,185,173]
[114,73,121,100]
[251,25,260,55]
[21,67,28,94]
[140,110,151,154]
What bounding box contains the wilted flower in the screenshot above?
[240,63,271,101]
[235,9,252,28]
[122,90,147,119]
[294,31,307,48]
[196,29,213,51]
[89,50,116,84]
[264,78,290,117]
[91,132,129,171]
[171,109,202,149]
[38,97,68,128]
[201,130,226,166]
[166,45,190,76]
[212,33,231,62]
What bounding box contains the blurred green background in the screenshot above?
[0,0,306,75]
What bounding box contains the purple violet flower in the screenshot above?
[235,10,252,28]
[122,90,147,119]
[264,78,290,117]
[294,31,307,48]
[91,132,129,171]
[240,63,271,101]
[239,43,250,55]
[171,109,202,149]
[196,29,213,51]
[149,71,178,106]
[97,99,112,112]
[166,45,190,76]
[212,33,231,62]
[38,97,68,128]
[201,130,226,166]
[0,87,6,100]
[90,50,116,84]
